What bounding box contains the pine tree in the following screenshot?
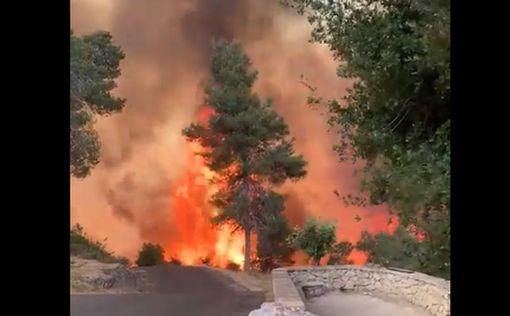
[255,208,295,272]
[183,41,307,271]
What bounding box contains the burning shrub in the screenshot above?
[168,257,182,266]
[225,261,241,271]
[200,257,211,266]
[251,258,284,272]
[135,243,165,267]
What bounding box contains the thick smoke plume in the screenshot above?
[71,0,394,262]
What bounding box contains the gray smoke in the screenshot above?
[71,0,390,260]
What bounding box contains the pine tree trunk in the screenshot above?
[243,226,251,271]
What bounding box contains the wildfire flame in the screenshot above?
[71,0,411,270]
[167,106,402,267]
[166,106,245,267]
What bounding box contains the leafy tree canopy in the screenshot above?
[289,218,337,265]
[282,0,450,278]
[70,30,126,178]
[183,41,307,271]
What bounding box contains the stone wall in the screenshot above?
[285,266,450,316]
[249,268,318,316]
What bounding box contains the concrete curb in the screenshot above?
[271,268,305,310]
[271,266,450,316]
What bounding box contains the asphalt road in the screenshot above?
[70,265,265,316]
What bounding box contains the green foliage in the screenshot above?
[183,41,307,271]
[289,219,336,265]
[135,243,165,267]
[70,30,126,178]
[283,0,450,278]
[327,241,354,265]
[357,228,419,268]
[357,225,449,279]
[254,211,295,272]
[70,223,129,265]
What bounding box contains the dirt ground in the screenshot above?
[71,256,146,294]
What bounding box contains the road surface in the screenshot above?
[306,292,431,316]
[71,265,265,316]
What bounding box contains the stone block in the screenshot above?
[302,282,326,299]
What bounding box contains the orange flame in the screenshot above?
[165,106,245,267]
[167,106,404,268]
